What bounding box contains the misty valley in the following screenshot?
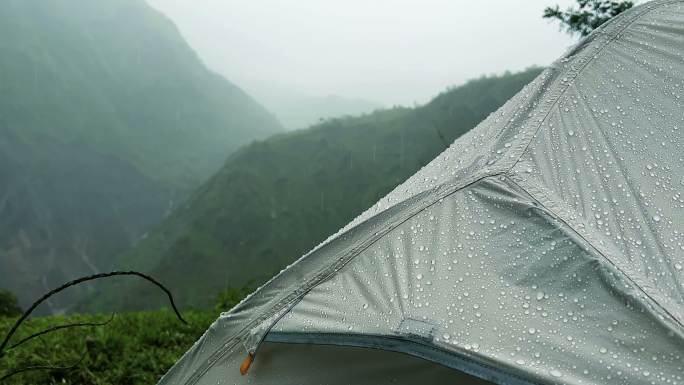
[2,1,682,385]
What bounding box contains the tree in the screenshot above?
[0,290,22,318]
[544,0,634,36]
[215,285,254,312]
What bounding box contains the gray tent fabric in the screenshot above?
[159,1,684,384]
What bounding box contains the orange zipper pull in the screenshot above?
[240,353,254,375]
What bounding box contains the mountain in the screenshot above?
[0,0,281,312]
[268,95,383,130]
[90,68,543,311]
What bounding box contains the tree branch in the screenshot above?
[0,271,186,358]
[6,313,115,352]
[0,350,87,382]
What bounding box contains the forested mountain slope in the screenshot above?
[0,0,281,312]
[94,68,543,311]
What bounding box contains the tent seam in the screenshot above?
[241,171,505,334]
[179,170,509,385]
[265,332,546,385]
[503,0,683,175]
[506,174,684,334]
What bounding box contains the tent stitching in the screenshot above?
[506,174,684,333]
[180,171,509,385]
[501,0,684,332]
[503,0,683,178]
[265,331,545,385]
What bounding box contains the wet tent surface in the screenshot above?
[159,2,684,384]
[273,177,682,384]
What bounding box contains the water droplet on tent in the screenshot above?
[536,291,544,301]
[675,263,682,271]
[528,328,536,335]
[599,347,608,354]
[550,370,563,378]
[568,130,575,136]
[416,273,423,280]
[653,215,661,222]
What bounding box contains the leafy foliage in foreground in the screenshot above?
[0,291,21,318]
[0,310,214,384]
[0,286,247,384]
[543,0,634,36]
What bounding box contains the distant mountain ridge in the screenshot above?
[89,68,543,312]
[269,95,383,130]
[0,0,281,187]
[0,0,281,312]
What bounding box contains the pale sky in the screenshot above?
[148,0,579,107]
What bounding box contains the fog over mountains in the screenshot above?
[0,0,280,313]
[1,0,564,315]
[147,0,576,107]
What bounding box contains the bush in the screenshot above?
[0,310,215,384]
[214,285,254,312]
[0,285,252,383]
[0,290,21,318]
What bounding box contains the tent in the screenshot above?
[160,1,684,384]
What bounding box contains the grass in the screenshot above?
[0,308,217,384]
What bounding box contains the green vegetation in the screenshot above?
[0,287,247,384]
[0,291,21,318]
[0,0,280,187]
[214,286,255,312]
[0,0,280,313]
[544,0,634,36]
[0,311,211,384]
[89,68,543,312]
